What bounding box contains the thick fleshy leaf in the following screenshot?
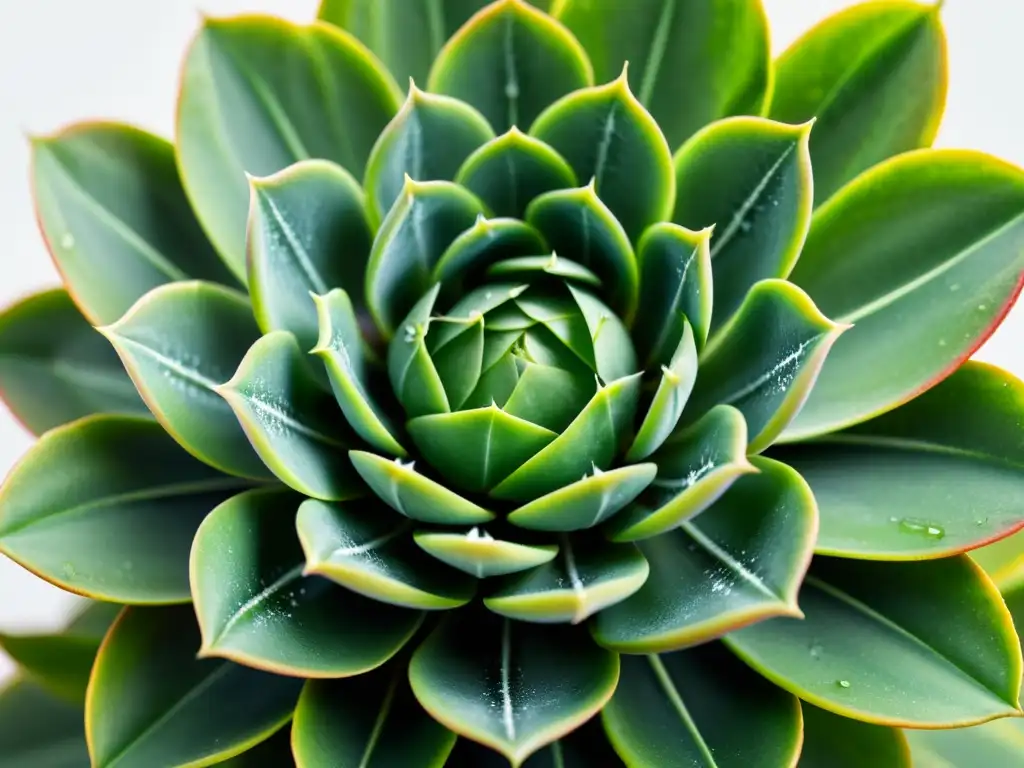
[799,704,911,768]
[554,0,771,149]
[603,644,802,768]
[531,69,675,244]
[770,2,947,206]
[31,122,236,325]
[785,150,1024,439]
[455,127,577,219]
[681,279,846,453]
[99,281,270,479]
[318,0,491,88]
[726,556,1022,727]
[594,457,815,653]
[632,223,713,366]
[247,160,372,352]
[350,450,495,525]
[0,680,88,768]
[408,405,556,494]
[365,85,494,225]
[485,534,649,623]
[292,662,457,767]
[298,498,476,610]
[177,15,401,279]
[567,284,639,383]
[447,719,624,767]
[0,415,249,603]
[86,606,301,768]
[673,117,814,332]
[906,718,1024,767]
[311,289,407,458]
[0,288,146,435]
[387,286,451,417]
[487,254,601,288]
[432,315,486,409]
[366,179,484,337]
[191,489,423,676]
[427,0,593,132]
[607,405,756,543]
[774,361,1024,560]
[626,320,698,461]
[408,608,619,767]
[414,528,559,578]
[219,332,361,501]
[218,728,295,767]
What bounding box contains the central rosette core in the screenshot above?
[386,255,641,505]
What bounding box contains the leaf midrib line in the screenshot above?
[807,433,1024,472]
[326,523,410,560]
[646,654,718,767]
[230,389,347,448]
[0,355,139,400]
[646,245,698,368]
[638,0,677,106]
[560,534,587,623]
[113,337,224,392]
[208,562,306,647]
[358,668,401,768]
[257,190,329,295]
[500,617,516,742]
[680,519,783,603]
[502,9,520,128]
[717,335,822,406]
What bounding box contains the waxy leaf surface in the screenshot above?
[799,704,910,768]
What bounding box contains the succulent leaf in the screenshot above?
[408,608,619,766]
[448,718,623,766]
[0,289,147,436]
[799,704,911,768]
[86,605,302,768]
[602,644,802,768]
[191,489,425,676]
[553,0,772,150]
[786,150,1024,440]
[414,528,559,578]
[0,415,250,604]
[427,0,594,132]
[0,680,89,767]
[770,1,947,207]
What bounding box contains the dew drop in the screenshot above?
[837,679,851,689]
[938,338,947,347]
[897,517,945,540]
[505,82,520,100]
[949,283,961,292]
[61,233,75,249]
[978,303,988,312]
[809,641,823,660]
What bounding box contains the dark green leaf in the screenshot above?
[218,727,295,767]
[0,628,99,702]
[0,288,146,436]
[773,361,1024,560]
[595,457,815,653]
[432,315,486,409]
[673,117,814,332]
[486,254,601,289]
[785,150,1024,439]
[568,284,639,383]
[388,285,452,417]
[86,606,301,768]
[414,528,559,578]
[447,719,624,767]
[427,0,593,132]
[247,159,373,351]
[531,69,675,243]
[64,601,122,638]
[177,15,402,278]
[770,2,947,206]
[906,718,1024,768]
[799,704,911,768]
[99,281,270,479]
[726,556,1022,727]
[0,415,250,603]
[408,608,619,767]
[191,488,424,676]
[31,122,236,324]
[603,644,802,768]
[554,0,771,149]
[0,680,88,768]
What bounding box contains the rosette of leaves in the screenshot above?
[2,1,1024,766]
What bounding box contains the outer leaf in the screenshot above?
[86,605,302,768]
[218,331,361,501]
[446,719,624,767]
[799,704,911,768]
[247,160,372,352]
[364,84,495,225]
[427,0,593,132]
[672,117,814,332]
[293,663,456,768]
[0,415,250,603]
[594,457,816,653]
[632,224,713,367]
[774,361,1024,560]
[365,179,484,338]
[99,281,270,479]
[298,498,476,610]
[681,279,846,453]
[770,1,947,206]
[408,608,619,767]
[219,728,294,767]
[317,0,491,87]
[414,528,558,578]
[726,556,1023,727]
[785,150,1024,439]
[31,122,236,324]
[455,128,577,220]
[486,254,601,288]
[906,717,1024,767]
[191,489,423,676]
[554,0,770,149]
[530,69,675,244]
[0,288,146,436]
[177,15,402,279]
[603,644,802,768]
[0,680,88,768]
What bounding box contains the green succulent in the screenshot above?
[1,0,1024,766]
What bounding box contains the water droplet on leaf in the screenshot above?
[837,680,851,689]
[897,517,945,540]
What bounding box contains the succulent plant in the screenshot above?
[1,0,1023,766]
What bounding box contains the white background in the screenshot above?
[0,1,1021,682]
